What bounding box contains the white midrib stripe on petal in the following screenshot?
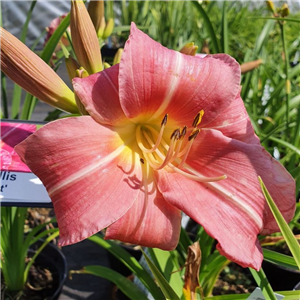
[185,165,264,230]
[48,144,126,196]
[149,52,183,121]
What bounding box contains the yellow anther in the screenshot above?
[188,129,200,141]
[192,110,205,128]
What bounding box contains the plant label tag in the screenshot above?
[0,171,52,207]
[247,288,284,300]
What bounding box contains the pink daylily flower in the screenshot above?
[1,122,36,172]
[15,23,295,270]
[45,14,69,48]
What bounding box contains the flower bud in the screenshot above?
[45,14,70,49]
[87,1,106,38]
[0,27,78,114]
[104,62,111,69]
[266,1,276,14]
[113,48,123,65]
[179,43,198,56]
[240,59,263,74]
[201,40,210,54]
[70,0,103,74]
[102,18,114,40]
[65,56,80,81]
[280,3,290,17]
[74,67,89,115]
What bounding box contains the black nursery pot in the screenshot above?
[28,241,68,300]
[262,260,300,291]
[108,244,142,277]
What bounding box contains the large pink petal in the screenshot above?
[73,64,128,126]
[156,129,295,269]
[1,122,36,172]
[203,93,260,144]
[119,23,241,127]
[15,116,142,246]
[105,174,182,250]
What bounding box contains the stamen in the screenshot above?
[192,110,204,128]
[180,126,187,139]
[154,128,180,170]
[188,128,200,141]
[170,128,181,140]
[169,165,227,182]
[178,129,200,168]
[161,113,168,126]
[142,131,226,182]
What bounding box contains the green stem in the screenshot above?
[279,21,290,140]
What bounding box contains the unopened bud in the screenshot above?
[71,0,103,74]
[88,1,106,38]
[0,27,78,114]
[102,18,114,40]
[104,62,111,69]
[66,56,80,81]
[266,1,276,14]
[281,3,290,17]
[74,67,89,115]
[201,40,210,54]
[113,48,123,65]
[180,43,198,56]
[285,79,291,95]
[240,59,263,74]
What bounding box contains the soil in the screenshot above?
[1,263,57,300]
[213,263,256,295]
[1,208,59,300]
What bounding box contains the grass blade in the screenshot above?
[221,1,228,54]
[259,177,300,270]
[191,1,220,54]
[88,234,164,299]
[71,265,148,300]
[249,268,277,300]
[141,249,180,300]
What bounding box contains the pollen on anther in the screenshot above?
[188,129,200,141]
[192,110,204,127]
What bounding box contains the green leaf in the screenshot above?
[248,16,300,23]
[74,265,148,300]
[205,290,300,299]
[141,249,180,300]
[40,13,70,63]
[200,251,229,297]
[191,1,220,54]
[263,249,298,271]
[221,1,228,54]
[88,234,164,300]
[249,268,277,300]
[259,177,300,270]
[148,248,183,297]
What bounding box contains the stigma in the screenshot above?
[135,111,227,183]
